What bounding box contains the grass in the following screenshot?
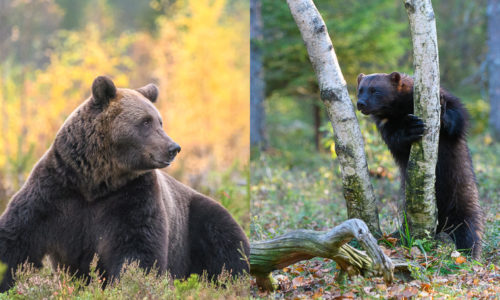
[196,162,251,234]
[0,258,250,299]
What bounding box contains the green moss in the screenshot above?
[405,142,437,239]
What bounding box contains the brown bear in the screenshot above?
[356,72,484,258]
[0,76,250,291]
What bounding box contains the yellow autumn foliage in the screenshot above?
[0,0,249,195]
[154,0,250,181]
[0,25,134,188]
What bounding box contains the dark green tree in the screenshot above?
[261,0,409,149]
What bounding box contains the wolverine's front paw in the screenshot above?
[403,114,425,142]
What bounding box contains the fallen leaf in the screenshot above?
[385,237,398,247]
[313,288,324,299]
[455,256,466,264]
[312,271,323,278]
[421,282,432,292]
[419,291,430,297]
[341,291,356,299]
[292,276,304,288]
[400,286,419,298]
[411,246,422,257]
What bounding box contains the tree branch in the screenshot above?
[250,219,394,291]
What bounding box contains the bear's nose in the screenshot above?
[168,143,181,157]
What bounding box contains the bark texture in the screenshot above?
[250,219,394,291]
[250,0,267,149]
[403,0,440,239]
[488,0,500,141]
[286,0,380,235]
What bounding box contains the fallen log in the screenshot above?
[250,219,394,291]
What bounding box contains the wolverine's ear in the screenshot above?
[357,73,365,85]
[136,83,159,103]
[389,72,401,84]
[92,76,117,107]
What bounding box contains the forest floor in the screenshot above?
[250,133,500,299]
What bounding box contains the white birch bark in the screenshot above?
[286,0,380,235]
[403,0,440,238]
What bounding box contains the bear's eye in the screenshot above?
[369,87,376,94]
[142,118,153,128]
[359,87,364,94]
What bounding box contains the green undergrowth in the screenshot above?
[1,259,250,299]
[250,132,499,297]
[251,94,499,297]
[195,162,251,234]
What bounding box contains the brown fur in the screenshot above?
[0,76,250,291]
[357,72,484,258]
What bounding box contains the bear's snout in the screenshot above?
[168,143,181,159]
[148,141,181,168]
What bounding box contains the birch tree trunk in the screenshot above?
[250,0,267,149]
[488,0,500,141]
[286,0,380,235]
[403,0,440,239]
[250,219,394,291]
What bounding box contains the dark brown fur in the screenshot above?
[356,72,484,258]
[0,76,250,291]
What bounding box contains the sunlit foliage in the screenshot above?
[154,0,250,181]
[0,0,249,218]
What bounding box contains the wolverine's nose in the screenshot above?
[357,100,367,111]
[168,143,181,157]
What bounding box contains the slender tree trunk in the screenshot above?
[488,0,500,140]
[250,219,394,291]
[250,0,267,150]
[403,0,440,239]
[286,0,380,235]
[313,100,321,151]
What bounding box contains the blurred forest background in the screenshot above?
[252,0,494,153]
[0,0,250,229]
[251,0,499,297]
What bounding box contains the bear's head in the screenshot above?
[91,76,181,171]
[356,72,413,118]
[54,76,180,196]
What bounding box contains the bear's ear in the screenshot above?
[92,76,117,107]
[136,84,159,103]
[389,72,401,84]
[357,73,365,85]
